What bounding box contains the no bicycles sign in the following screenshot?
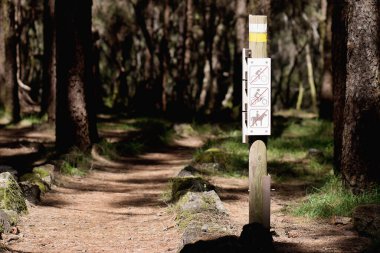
[247,58,271,135]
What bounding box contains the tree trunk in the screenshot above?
[332,0,347,175]
[232,0,247,109]
[55,0,98,152]
[305,43,317,113]
[333,0,380,192]
[319,0,333,120]
[41,0,56,123]
[249,0,270,15]
[0,0,20,123]
[172,0,193,118]
[0,2,5,108]
[160,0,170,113]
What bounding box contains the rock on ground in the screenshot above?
[177,191,234,247]
[353,204,380,239]
[0,173,27,214]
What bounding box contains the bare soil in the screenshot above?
[1,125,203,253]
[213,177,373,253]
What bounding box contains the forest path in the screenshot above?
[8,136,203,253]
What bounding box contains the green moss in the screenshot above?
[193,148,231,166]
[201,194,216,210]
[20,173,47,193]
[176,210,196,230]
[0,173,28,214]
[32,167,50,178]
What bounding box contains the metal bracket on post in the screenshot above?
[242,48,251,144]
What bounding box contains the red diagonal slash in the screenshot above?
[250,66,268,85]
[250,88,268,106]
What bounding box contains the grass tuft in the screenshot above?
[291,176,380,218]
[58,148,92,177]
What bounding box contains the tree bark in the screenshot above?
[41,0,56,123]
[332,0,347,175]
[249,0,270,15]
[305,43,317,113]
[333,0,380,192]
[232,0,247,108]
[0,2,4,108]
[173,0,193,118]
[55,0,98,152]
[0,0,20,123]
[319,0,333,120]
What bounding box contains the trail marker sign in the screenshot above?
[248,58,271,135]
[242,56,271,139]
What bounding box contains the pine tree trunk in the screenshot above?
[0,0,20,123]
[55,0,98,152]
[232,0,246,108]
[333,0,380,192]
[41,0,56,123]
[305,43,317,113]
[319,0,333,120]
[249,0,270,15]
[0,2,5,107]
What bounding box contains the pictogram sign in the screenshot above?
[245,58,271,136]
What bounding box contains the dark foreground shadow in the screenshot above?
[180,223,274,253]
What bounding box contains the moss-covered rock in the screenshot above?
[178,191,226,214]
[2,209,19,226]
[19,165,55,194]
[34,164,55,188]
[193,148,231,169]
[20,173,47,193]
[170,176,215,202]
[174,124,196,137]
[0,210,11,233]
[175,191,233,246]
[0,172,27,214]
[177,166,197,177]
[19,181,41,204]
[0,166,17,180]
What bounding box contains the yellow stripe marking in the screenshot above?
[249,33,267,42]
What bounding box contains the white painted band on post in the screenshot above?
[249,23,267,33]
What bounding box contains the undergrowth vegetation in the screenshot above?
[291,176,380,218]
[58,148,92,176]
[191,117,380,219]
[192,117,333,180]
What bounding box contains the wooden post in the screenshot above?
[248,15,270,229]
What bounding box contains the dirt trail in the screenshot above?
[7,137,202,253]
[213,177,372,253]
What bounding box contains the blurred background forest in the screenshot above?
[0,0,379,251]
[0,0,332,122]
